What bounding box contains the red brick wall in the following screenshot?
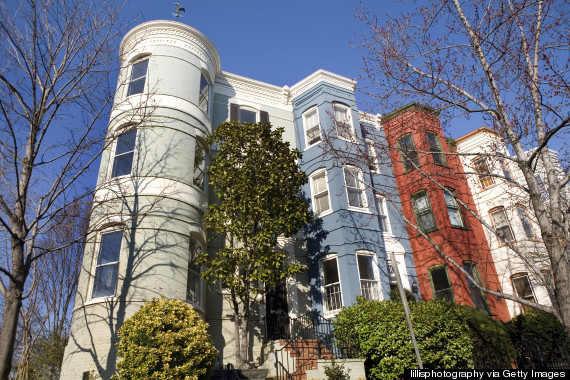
[383,103,509,321]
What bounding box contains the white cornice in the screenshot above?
[119,20,222,76]
[215,71,292,110]
[290,70,356,100]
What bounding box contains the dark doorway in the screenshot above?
[265,278,289,340]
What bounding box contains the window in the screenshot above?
[499,158,512,181]
[428,265,455,303]
[126,58,149,96]
[344,166,367,209]
[490,207,514,243]
[376,195,392,234]
[303,107,322,147]
[387,259,398,293]
[473,157,494,189]
[534,175,549,201]
[187,237,203,306]
[91,230,123,299]
[444,189,465,228]
[310,169,331,214]
[357,253,380,301]
[511,273,535,312]
[193,141,206,190]
[411,190,437,232]
[111,129,137,178]
[322,256,342,313]
[516,206,535,239]
[426,131,446,166]
[463,262,490,313]
[397,134,420,172]
[230,104,269,124]
[199,74,210,113]
[365,139,379,172]
[334,103,355,140]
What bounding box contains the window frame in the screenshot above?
[199,73,210,114]
[428,264,455,303]
[309,168,332,216]
[411,190,437,233]
[365,138,380,173]
[126,58,149,97]
[515,205,535,239]
[356,251,381,301]
[489,207,515,244]
[303,106,322,148]
[510,273,536,312]
[187,236,205,309]
[463,261,490,313]
[425,131,447,166]
[110,128,137,179]
[320,255,343,316]
[375,195,392,234]
[473,157,495,189]
[343,166,368,210]
[193,139,207,191]
[443,188,465,228]
[397,133,420,173]
[333,103,355,141]
[90,229,123,300]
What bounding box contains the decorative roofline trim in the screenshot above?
[119,20,222,75]
[290,70,356,100]
[381,102,439,123]
[455,126,501,144]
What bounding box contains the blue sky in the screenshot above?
[121,1,406,113]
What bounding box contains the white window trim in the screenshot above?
[125,57,149,98]
[309,168,332,217]
[365,138,380,173]
[355,251,381,301]
[343,166,369,211]
[375,195,392,235]
[489,207,515,244]
[334,103,356,141]
[303,106,322,149]
[188,237,206,311]
[107,127,137,180]
[320,254,343,317]
[87,228,124,303]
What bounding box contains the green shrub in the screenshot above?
[389,287,416,304]
[334,297,472,379]
[459,306,515,368]
[113,298,218,380]
[508,309,570,367]
[324,359,350,380]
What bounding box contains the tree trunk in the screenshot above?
[0,285,24,379]
[234,311,244,369]
[240,315,249,369]
[547,231,570,337]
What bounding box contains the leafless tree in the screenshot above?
[350,0,569,332]
[14,201,89,380]
[0,0,135,376]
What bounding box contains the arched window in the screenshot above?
[489,207,514,243]
[310,168,331,215]
[343,166,367,209]
[303,106,322,148]
[428,264,454,303]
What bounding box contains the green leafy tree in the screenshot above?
[199,121,311,368]
[334,298,473,379]
[113,298,217,380]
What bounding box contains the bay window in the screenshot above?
[111,129,137,178]
[91,230,123,299]
[126,58,149,96]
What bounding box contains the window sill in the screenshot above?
[347,206,371,214]
[305,141,323,150]
[451,225,469,231]
[314,209,333,218]
[402,165,422,174]
[417,227,439,235]
[85,296,117,306]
